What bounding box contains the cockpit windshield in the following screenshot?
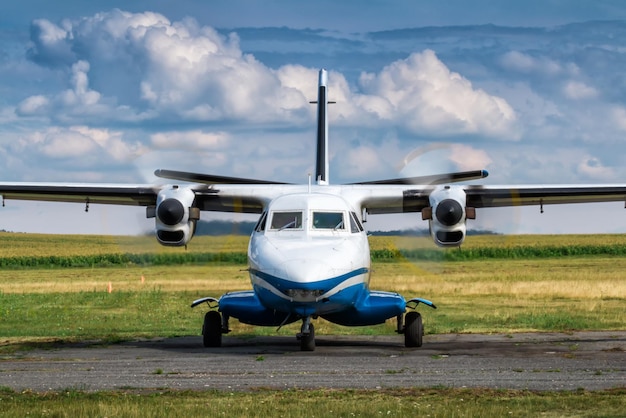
[312,211,345,230]
[269,211,303,230]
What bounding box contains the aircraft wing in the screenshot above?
[463,184,626,208]
[0,181,278,214]
[361,183,626,214]
[0,183,159,206]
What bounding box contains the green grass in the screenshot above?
[1,288,623,346]
[0,233,625,345]
[0,388,624,417]
[0,233,625,416]
[3,232,626,268]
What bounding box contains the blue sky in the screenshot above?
[1,0,626,235]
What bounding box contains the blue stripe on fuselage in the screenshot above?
[249,267,369,293]
[249,267,369,317]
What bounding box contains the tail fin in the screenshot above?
[314,69,330,185]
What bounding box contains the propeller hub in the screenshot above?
[435,199,463,226]
[157,198,185,225]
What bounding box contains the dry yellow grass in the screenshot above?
[1,232,625,310]
[0,232,249,257]
[371,257,626,299]
[0,265,250,294]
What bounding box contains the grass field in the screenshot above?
[1,232,624,340]
[1,388,624,417]
[0,232,624,416]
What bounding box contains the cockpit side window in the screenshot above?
[254,211,268,233]
[269,211,303,230]
[349,211,364,233]
[312,211,345,230]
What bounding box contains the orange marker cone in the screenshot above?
[107,282,112,293]
[141,275,145,284]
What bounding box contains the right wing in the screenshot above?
[0,179,286,246]
[0,183,159,206]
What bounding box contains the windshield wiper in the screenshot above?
[279,220,297,231]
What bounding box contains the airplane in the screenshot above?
[2,69,626,351]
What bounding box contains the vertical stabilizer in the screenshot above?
[315,69,329,185]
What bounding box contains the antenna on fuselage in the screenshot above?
[310,69,335,186]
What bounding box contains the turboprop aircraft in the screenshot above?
[1,69,626,351]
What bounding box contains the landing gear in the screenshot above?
[192,296,229,348]
[403,311,423,347]
[297,317,315,351]
[202,311,222,347]
[399,297,437,348]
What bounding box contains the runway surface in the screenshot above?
[1,331,624,392]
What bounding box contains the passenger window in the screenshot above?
[270,211,303,230]
[312,212,345,230]
[350,212,364,233]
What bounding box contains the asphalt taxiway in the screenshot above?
[1,331,624,392]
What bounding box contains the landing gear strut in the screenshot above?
[297,316,315,351]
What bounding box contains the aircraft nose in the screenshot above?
[280,258,329,283]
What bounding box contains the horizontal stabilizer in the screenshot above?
[154,169,289,185]
[350,169,489,185]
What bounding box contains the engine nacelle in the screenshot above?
[147,186,200,246]
[422,185,475,247]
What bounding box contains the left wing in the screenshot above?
[357,182,626,247]
[464,184,626,208]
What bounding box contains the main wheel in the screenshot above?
[404,311,423,348]
[300,323,315,351]
[202,311,222,347]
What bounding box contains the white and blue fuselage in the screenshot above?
[218,192,408,328]
[249,193,371,317]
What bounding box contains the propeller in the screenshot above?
[154,169,289,185]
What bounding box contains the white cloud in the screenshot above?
[17,95,50,115]
[500,51,565,75]
[576,157,616,181]
[396,142,492,177]
[24,10,313,125]
[10,126,145,164]
[357,50,519,138]
[563,81,598,100]
[611,106,626,131]
[150,130,230,150]
[343,146,386,178]
[17,60,112,121]
[71,126,147,161]
[60,61,101,107]
[21,12,521,141]
[448,144,493,171]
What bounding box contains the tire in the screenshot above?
[202,311,222,348]
[300,323,315,352]
[404,311,423,348]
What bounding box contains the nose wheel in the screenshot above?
[400,297,437,348]
[202,311,223,347]
[297,317,315,351]
[403,311,423,347]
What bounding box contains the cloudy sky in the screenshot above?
[1,0,626,235]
